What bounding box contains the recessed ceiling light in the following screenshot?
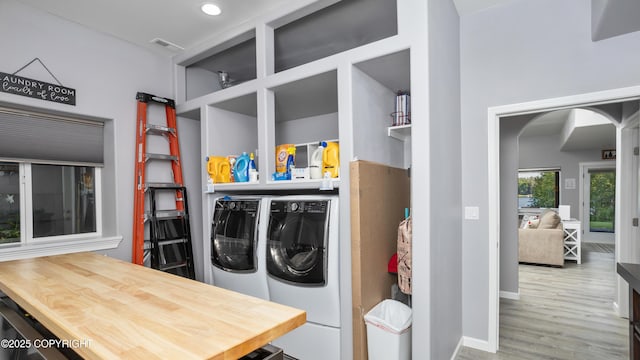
[201,3,222,16]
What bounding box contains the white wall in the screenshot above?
[0,1,192,262]
[460,0,640,343]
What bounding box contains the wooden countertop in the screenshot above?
[0,252,306,360]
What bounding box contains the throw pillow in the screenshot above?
[538,210,561,229]
[527,218,540,229]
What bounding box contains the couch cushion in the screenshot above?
[538,210,561,229]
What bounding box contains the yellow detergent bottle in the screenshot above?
[322,141,339,178]
[206,156,231,183]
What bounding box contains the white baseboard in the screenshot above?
[613,301,626,318]
[450,337,464,360]
[462,336,493,353]
[499,290,520,300]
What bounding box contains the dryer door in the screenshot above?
[211,200,259,272]
[266,200,328,285]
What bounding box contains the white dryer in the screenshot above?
[265,195,340,360]
[206,196,270,300]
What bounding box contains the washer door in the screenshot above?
[211,200,259,272]
[267,201,328,285]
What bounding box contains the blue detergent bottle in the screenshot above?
[234,152,250,182]
[286,146,295,177]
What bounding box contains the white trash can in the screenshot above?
[364,299,412,360]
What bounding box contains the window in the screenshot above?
[0,162,101,245]
[518,169,560,209]
[32,164,97,238]
[0,105,119,259]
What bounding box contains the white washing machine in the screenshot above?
[265,195,340,360]
[205,196,270,300]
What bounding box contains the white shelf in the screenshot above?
[388,124,411,141]
[205,178,340,193]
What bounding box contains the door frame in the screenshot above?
[486,85,640,353]
[579,162,616,243]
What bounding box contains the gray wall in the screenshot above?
[519,135,603,214]
[460,0,640,342]
[499,115,534,294]
[0,1,202,263]
[425,0,462,358]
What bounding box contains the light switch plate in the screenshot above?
[465,206,479,220]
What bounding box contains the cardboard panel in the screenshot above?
[350,160,410,360]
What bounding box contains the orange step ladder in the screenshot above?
[132,92,195,279]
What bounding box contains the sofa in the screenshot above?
[518,210,564,266]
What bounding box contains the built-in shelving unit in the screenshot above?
[172,1,423,358]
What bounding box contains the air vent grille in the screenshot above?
[150,38,184,52]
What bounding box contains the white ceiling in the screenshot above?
[18,0,299,56]
[520,109,617,151]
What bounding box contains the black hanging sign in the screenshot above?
[0,58,76,106]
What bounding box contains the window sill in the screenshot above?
[0,236,122,262]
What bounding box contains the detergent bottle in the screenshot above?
[249,152,258,182]
[206,156,231,183]
[286,147,296,177]
[234,152,250,182]
[322,141,339,178]
[310,142,324,179]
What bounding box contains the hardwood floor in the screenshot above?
[456,245,628,360]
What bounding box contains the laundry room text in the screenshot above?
[0,72,76,106]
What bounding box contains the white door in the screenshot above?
[582,166,616,243]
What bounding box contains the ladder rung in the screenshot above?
[146,124,175,136]
[145,183,183,190]
[145,153,178,161]
[144,210,186,221]
[157,238,188,246]
[159,262,189,271]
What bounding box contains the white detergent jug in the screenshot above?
[310,143,324,179]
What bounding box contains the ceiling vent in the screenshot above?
[150,38,184,52]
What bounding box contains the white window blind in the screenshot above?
[0,107,104,165]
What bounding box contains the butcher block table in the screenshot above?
[0,252,306,360]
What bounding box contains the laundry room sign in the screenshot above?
[1,58,76,106]
[0,72,76,106]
